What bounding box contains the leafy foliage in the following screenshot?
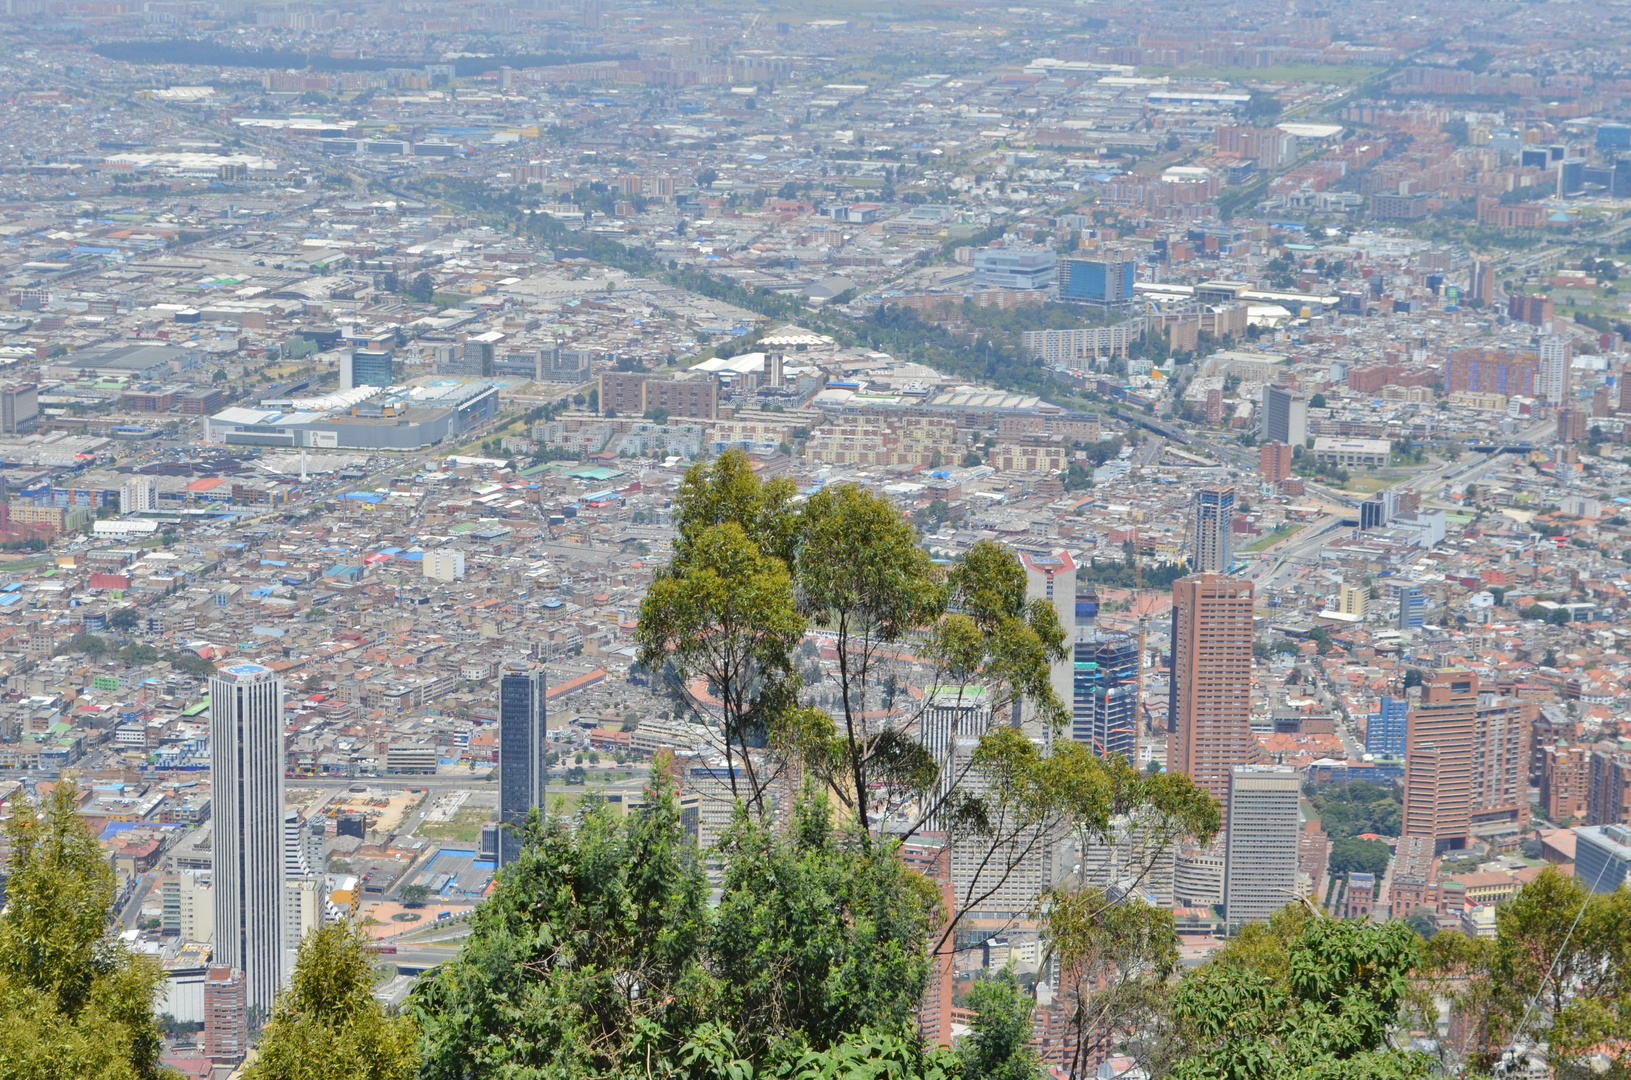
[245,922,419,1080]
[410,773,942,1079]
[958,969,1040,1080]
[1306,780,1402,839]
[0,782,165,1080]
[1164,910,1431,1080]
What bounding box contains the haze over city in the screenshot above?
[0,0,1628,1078]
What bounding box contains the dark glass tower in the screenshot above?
[498,662,548,867]
[1072,632,1139,760]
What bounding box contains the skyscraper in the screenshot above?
[1169,574,1256,822]
[1403,670,1476,853]
[917,686,991,829]
[498,661,549,867]
[1262,385,1308,447]
[1539,335,1572,405]
[1019,550,1076,725]
[1223,765,1301,928]
[1190,485,1235,574]
[1071,632,1139,760]
[209,663,286,1013]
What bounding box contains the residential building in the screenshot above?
[1336,583,1368,620]
[0,382,37,434]
[1367,696,1408,758]
[1404,670,1477,853]
[1588,749,1631,826]
[1259,440,1291,484]
[1540,743,1592,824]
[209,663,286,1012]
[202,966,247,1062]
[424,548,466,582]
[498,661,549,866]
[1190,484,1235,573]
[917,686,991,829]
[1538,336,1572,405]
[598,371,719,420]
[1223,765,1301,927]
[1169,574,1256,822]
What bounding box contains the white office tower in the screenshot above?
[210,663,287,1012]
[1539,336,1572,405]
[1223,765,1302,928]
[916,686,992,829]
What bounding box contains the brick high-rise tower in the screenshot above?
[1403,670,1477,853]
[1168,574,1257,823]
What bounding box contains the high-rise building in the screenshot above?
[0,382,38,435]
[918,686,991,829]
[1395,584,1425,629]
[1071,632,1139,760]
[340,349,394,390]
[1056,256,1137,310]
[1360,490,1396,531]
[1557,406,1589,444]
[1538,336,1572,405]
[203,966,248,1062]
[1223,765,1301,927]
[1169,574,1256,822]
[1468,260,1496,306]
[1575,824,1631,893]
[1472,691,1534,833]
[209,663,286,1013]
[120,476,157,515]
[1367,696,1408,757]
[424,548,466,582]
[1019,550,1077,723]
[1588,749,1631,826]
[498,661,549,866]
[1190,485,1235,573]
[1404,670,1477,853]
[1259,440,1291,485]
[1261,385,1308,447]
[1540,743,1592,823]
[1335,583,1368,620]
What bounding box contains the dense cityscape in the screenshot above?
[0,0,1629,1077]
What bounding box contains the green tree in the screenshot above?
[1329,835,1390,877]
[409,273,435,303]
[0,783,166,1080]
[56,634,107,658]
[398,883,430,908]
[245,922,418,1080]
[1165,912,1430,1080]
[959,968,1041,1080]
[107,607,139,632]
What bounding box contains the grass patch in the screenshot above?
[1241,524,1305,552]
[1339,475,1394,494]
[417,807,492,846]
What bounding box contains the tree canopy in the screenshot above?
[0,782,165,1080]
